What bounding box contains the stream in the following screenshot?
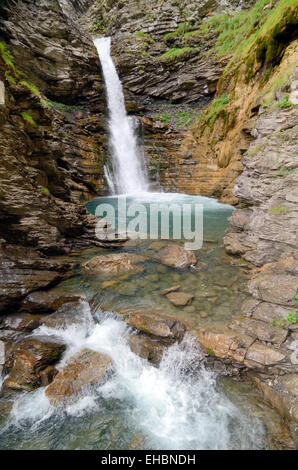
[0,35,293,451]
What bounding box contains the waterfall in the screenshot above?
[94,37,149,195]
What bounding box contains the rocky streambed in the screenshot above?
[0,194,296,450]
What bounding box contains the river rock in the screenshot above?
[154,244,196,269]
[4,336,66,391]
[82,253,147,276]
[45,348,113,405]
[166,292,194,307]
[160,285,181,295]
[128,334,166,366]
[21,291,85,314]
[122,309,186,343]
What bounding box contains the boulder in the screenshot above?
[82,253,147,276]
[124,309,186,343]
[166,292,194,307]
[4,336,66,391]
[21,291,85,314]
[45,348,113,405]
[128,334,166,366]
[154,244,196,269]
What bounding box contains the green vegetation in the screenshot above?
[20,112,39,128]
[275,94,292,108]
[200,0,297,67]
[267,204,289,215]
[159,47,194,63]
[206,348,216,357]
[202,93,229,126]
[176,110,200,128]
[155,113,171,124]
[136,31,154,43]
[40,186,50,196]
[20,80,41,97]
[270,294,298,328]
[163,23,191,42]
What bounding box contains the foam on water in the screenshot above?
[0,302,266,450]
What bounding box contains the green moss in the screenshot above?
[268,205,289,215]
[160,47,194,63]
[21,112,39,128]
[20,80,41,97]
[40,186,50,196]
[206,348,216,357]
[248,144,262,155]
[163,23,191,42]
[135,31,154,43]
[202,93,229,127]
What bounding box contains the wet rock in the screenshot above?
[45,348,113,405]
[183,305,196,313]
[128,334,166,366]
[154,244,196,269]
[4,336,66,391]
[160,285,181,295]
[40,365,58,387]
[252,373,298,439]
[21,291,85,314]
[100,280,120,289]
[123,309,186,343]
[82,253,147,276]
[0,313,42,335]
[166,292,194,307]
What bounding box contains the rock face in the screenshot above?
[83,0,240,104]
[0,0,108,312]
[4,336,66,391]
[45,348,113,405]
[154,244,196,269]
[82,253,147,276]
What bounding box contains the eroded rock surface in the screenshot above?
[45,348,113,405]
[4,336,66,391]
[82,253,147,276]
[154,244,196,269]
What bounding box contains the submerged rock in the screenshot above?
[4,336,66,392]
[160,285,181,295]
[166,292,194,307]
[154,244,196,269]
[82,253,147,276]
[45,348,113,405]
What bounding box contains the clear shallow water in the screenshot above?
[79,193,248,328]
[0,193,291,449]
[0,304,270,450]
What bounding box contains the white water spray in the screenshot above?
[94,37,149,195]
[0,303,266,450]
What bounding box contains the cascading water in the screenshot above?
[94,37,149,195]
[0,302,267,450]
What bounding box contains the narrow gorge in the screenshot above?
[0,0,297,452]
